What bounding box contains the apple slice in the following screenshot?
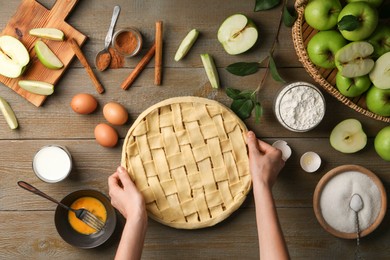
[0,96,18,130]
[34,40,64,70]
[335,41,374,78]
[0,35,30,78]
[18,80,54,95]
[369,52,390,90]
[200,53,220,89]
[217,14,258,55]
[330,118,367,153]
[29,28,65,41]
[174,29,199,61]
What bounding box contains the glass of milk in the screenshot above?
[32,145,73,183]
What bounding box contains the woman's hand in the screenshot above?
[108,166,147,260]
[247,131,285,188]
[108,166,146,221]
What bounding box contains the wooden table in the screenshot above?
[0,0,389,259]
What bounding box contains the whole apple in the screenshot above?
[365,86,390,116]
[368,24,390,58]
[374,126,390,161]
[336,72,371,97]
[307,30,347,69]
[304,0,342,30]
[337,2,378,41]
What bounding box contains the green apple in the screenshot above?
[29,28,64,41]
[367,24,390,58]
[336,72,371,97]
[365,86,390,116]
[34,40,63,70]
[337,2,378,41]
[0,35,30,78]
[369,52,390,89]
[0,96,18,130]
[307,30,347,69]
[330,118,367,153]
[304,0,342,30]
[217,14,258,55]
[374,126,390,161]
[18,80,54,95]
[174,29,199,61]
[335,41,374,78]
[200,54,220,89]
[346,0,383,8]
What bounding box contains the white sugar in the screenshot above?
[320,171,381,233]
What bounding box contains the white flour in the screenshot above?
[319,171,382,233]
[275,83,325,131]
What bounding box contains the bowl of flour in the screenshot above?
[313,165,387,239]
[274,82,325,132]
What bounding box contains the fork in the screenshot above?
[17,181,105,232]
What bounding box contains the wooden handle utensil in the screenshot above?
[70,38,105,94]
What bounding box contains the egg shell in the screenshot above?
[103,102,128,125]
[94,123,118,147]
[70,93,98,114]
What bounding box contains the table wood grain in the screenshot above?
[0,0,389,259]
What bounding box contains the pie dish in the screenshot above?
[121,97,251,229]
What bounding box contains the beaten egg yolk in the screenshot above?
[68,196,107,235]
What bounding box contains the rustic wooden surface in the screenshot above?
[0,0,389,259]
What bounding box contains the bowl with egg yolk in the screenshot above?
[54,189,117,248]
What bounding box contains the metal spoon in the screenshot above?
[350,193,364,259]
[95,5,121,71]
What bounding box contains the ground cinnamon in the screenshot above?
[96,51,111,71]
[108,47,124,69]
[114,29,141,55]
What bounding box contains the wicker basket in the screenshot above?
[121,97,251,229]
[292,0,390,123]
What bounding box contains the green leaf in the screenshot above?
[282,5,297,27]
[226,88,241,99]
[254,0,280,11]
[231,99,254,120]
[254,102,263,124]
[226,62,260,76]
[238,90,254,99]
[269,54,286,83]
[338,15,360,31]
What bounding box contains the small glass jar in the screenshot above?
[112,27,143,57]
[32,145,72,183]
[274,82,326,132]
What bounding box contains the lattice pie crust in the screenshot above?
[121,97,251,229]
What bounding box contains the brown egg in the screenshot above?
[94,123,118,147]
[70,93,98,114]
[103,102,128,125]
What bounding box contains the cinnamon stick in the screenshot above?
[121,43,156,90]
[154,21,163,86]
[69,39,105,94]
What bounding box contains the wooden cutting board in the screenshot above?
[0,0,87,107]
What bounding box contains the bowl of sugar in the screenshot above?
[313,165,387,239]
[32,145,72,183]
